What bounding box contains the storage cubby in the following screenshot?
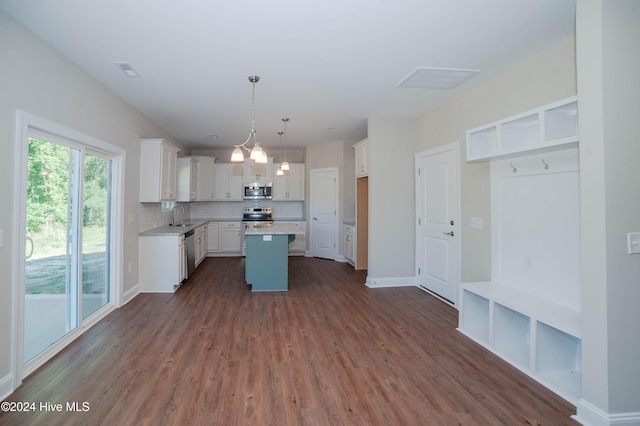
[493,303,530,368]
[467,126,497,159]
[500,114,539,152]
[460,289,490,344]
[544,100,578,143]
[466,96,578,161]
[536,322,582,400]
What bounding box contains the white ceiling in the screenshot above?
[0,0,576,151]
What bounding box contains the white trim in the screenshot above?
[365,276,416,288]
[0,373,12,402]
[11,111,126,394]
[574,399,640,426]
[122,283,141,305]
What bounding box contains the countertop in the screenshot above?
[244,223,306,235]
[139,217,307,237]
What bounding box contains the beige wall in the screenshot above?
[0,11,177,389]
[412,35,577,282]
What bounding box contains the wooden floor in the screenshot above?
[1,257,578,426]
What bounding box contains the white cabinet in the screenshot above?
[353,138,369,177]
[139,234,185,292]
[466,96,578,162]
[176,157,198,202]
[214,163,243,200]
[207,222,220,253]
[178,155,216,201]
[220,222,242,252]
[194,224,207,266]
[243,157,273,183]
[343,223,355,265]
[139,138,179,202]
[273,163,305,200]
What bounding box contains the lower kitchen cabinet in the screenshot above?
[207,221,242,255]
[343,223,355,265]
[194,224,207,266]
[139,234,186,293]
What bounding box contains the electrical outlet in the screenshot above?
[471,217,483,229]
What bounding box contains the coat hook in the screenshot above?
[510,163,517,173]
[542,158,549,169]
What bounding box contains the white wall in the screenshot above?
[576,0,640,422]
[0,11,177,388]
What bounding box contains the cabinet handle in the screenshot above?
[442,231,454,237]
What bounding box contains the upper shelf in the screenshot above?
[466,96,578,162]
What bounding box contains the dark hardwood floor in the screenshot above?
[1,257,577,425]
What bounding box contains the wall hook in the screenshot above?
[542,158,549,170]
[510,163,517,173]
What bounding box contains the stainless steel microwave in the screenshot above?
[243,183,272,200]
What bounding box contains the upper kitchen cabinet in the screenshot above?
[214,163,243,201]
[273,163,305,201]
[466,97,578,162]
[243,157,274,183]
[177,155,216,201]
[176,157,198,202]
[353,138,369,177]
[139,138,179,202]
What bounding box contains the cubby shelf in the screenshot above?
[466,96,578,162]
[458,282,582,404]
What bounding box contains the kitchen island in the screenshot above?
[244,223,306,291]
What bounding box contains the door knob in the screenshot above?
[442,231,454,237]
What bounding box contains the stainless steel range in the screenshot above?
[241,207,273,255]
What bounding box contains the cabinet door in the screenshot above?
[272,165,288,200]
[354,139,369,177]
[220,222,241,252]
[243,158,273,182]
[179,238,187,282]
[161,142,178,200]
[227,164,244,200]
[207,222,220,252]
[196,156,215,201]
[287,164,304,200]
[213,164,230,200]
[176,157,198,202]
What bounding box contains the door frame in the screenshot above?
[309,167,339,260]
[11,111,125,390]
[414,142,461,306]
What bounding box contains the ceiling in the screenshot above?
[0,0,576,152]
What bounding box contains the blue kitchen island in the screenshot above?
[244,223,305,291]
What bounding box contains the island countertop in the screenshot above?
[244,223,306,236]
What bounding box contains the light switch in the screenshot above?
[471,217,484,229]
[628,233,640,254]
[263,235,272,242]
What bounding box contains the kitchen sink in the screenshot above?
[172,222,198,227]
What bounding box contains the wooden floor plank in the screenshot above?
[1,256,577,425]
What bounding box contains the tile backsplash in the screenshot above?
[138,201,304,233]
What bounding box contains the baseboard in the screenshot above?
[334,255,347,263]
[122,283,141,306]
[574,399,640,426]
[365,276,416,288]
[0,372,14,401]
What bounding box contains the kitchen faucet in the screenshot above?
[170,204,185,226]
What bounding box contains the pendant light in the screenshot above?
[276,131,285,176]
[281,117,290,171]
[232,75,268,163]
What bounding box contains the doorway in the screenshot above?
[14,112,124,383]
[415,143,460,305]
[309,167,339,260]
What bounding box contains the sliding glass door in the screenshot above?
[24,134,112,364]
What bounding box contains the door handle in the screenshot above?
[313,217,318,221]
[25,236,34,260]
[442,231,454,237]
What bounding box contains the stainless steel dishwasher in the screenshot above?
[184,229,196,278]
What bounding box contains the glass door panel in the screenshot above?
[24,137,81,363]
[82,154,111,319]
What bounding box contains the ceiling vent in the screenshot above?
[115,62,140,78]
[397,67,481,90]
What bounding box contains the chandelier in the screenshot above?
[231,75,267,163]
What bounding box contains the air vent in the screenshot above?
[115,62,140,78]
[397,67,481,90]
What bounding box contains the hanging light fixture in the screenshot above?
[231,75,268,163]
[281,117,290,171]
[276,131,285,176]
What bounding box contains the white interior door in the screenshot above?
[310,168,338,259]
[416,143,460,304]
